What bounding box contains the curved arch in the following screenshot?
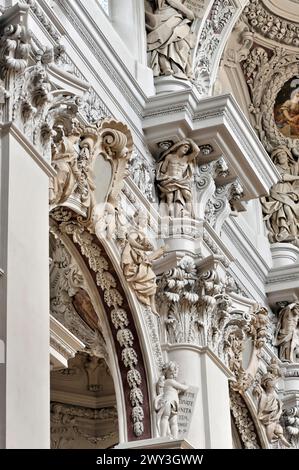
[50,218,155,442]
[230,386,267,448]
[192,0,248,96]
[98,235,165,437]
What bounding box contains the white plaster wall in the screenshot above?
[222,200,273,303]
[201,354,232,449]
[167,347,232,449]
[0,132,50,448]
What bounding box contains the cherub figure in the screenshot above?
[154,361,188,439]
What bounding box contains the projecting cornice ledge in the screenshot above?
[266,243,299,308]
[143,92,280,201]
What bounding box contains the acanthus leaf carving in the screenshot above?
[282,406,299,448]
[193,0,235,95]
[158,255,203,345]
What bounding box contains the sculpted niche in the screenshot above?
[145,0,195,79]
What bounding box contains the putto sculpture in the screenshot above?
[154,361,188,439]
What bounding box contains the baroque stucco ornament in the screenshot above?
[253,368,290,447]
[261,146,299,245]
[274,302,299,363]
[145,0,196,80]
[243,43,299,247]
[50,118,133,225]
[55,221,147,438]
[243,0,299,47]
[156,138,200,218]
[121,210,165,316]
[243,46,299,153]
[154,361,188,439]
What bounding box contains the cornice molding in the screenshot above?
[0,123,56,177]
[56,0,150,118]
[143,93,279,199]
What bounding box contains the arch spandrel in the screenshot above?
[50,215,159,442]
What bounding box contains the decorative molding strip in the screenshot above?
[243,0,299,48]
[57,0,146,119]
[56,222,151,440]
[0,123,55,177]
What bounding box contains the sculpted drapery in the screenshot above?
[274,302,299,363]
[156,138,200,217]
[145,0,195,79]
[253,373,290,447]
[121,211,164,315]
[261,147,299,244]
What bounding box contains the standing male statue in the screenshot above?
[156,138,200,217]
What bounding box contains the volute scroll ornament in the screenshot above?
[0,22,31,78]
[50,118,134,231]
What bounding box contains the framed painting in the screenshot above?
[274,76,299,139]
